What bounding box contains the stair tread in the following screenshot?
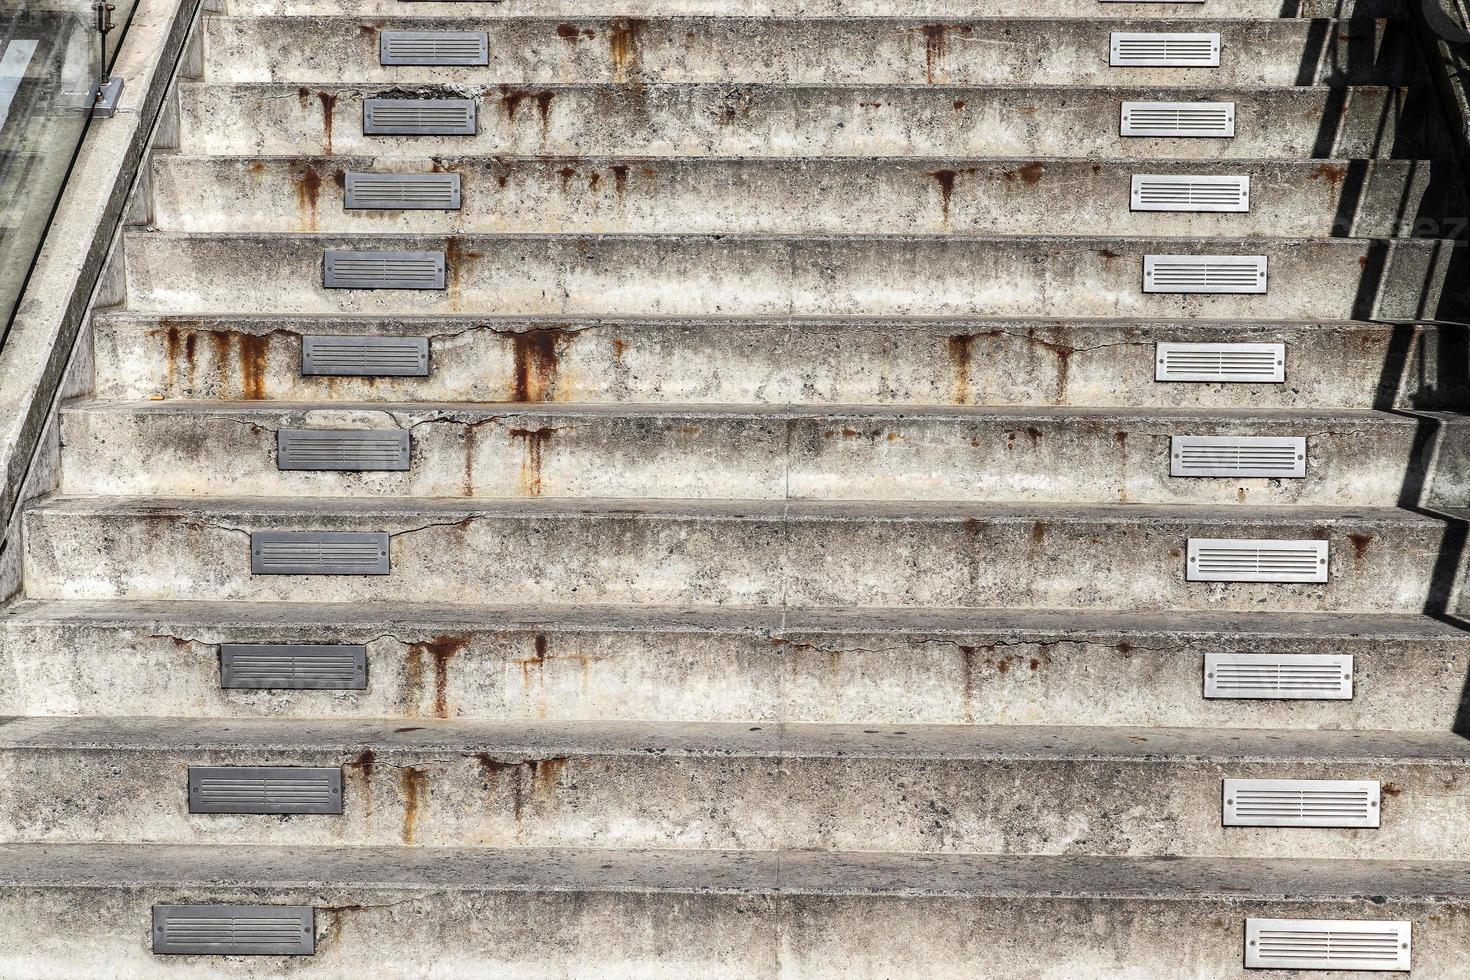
[93,310,1457,328]
[62,399,1468,425]
[4,715,1470,761]
[9,596,1470,642]
[3,843,1469,899]
[30,492,1469,524]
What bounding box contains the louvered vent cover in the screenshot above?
[1170,435,1306,478]
[1245,917,1410,971]
[1186,538,1328,583]
[1110,32,1220,67]
[251,531,391,576]
[1205,652,1353,700]
[1223,778,1380,828]
[1156,342,1285,383]
[188,766,344,814]
[324,250,445,290]
[1121,101,1235,137]
[153,905,315,956]
[220,644,368,689]
[379,30,488,65]
[302,336,429,377]
[1131,174,1250,212]
[345,172,461,210]
[1144,254,1267,294]
[363,97,476,135]
[277,429,412,471]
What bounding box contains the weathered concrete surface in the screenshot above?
[3,846,1469,978]
[119,231,1470,321]
[19,496,1470,613]
[177,82,1451,160]
[146,154,1468,239]
[0,719,1468,858]
[4,600,1470,730]
[88,313,1470,411]
[56,401,1470,506]
[221,0,1417,19]
[202,16,1420,86]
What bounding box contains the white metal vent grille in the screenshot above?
[1156,342,1285,383]
[1186,538,1328,583]
[324,250,445,290]
[1110,32,1220,67]
[345,172,461,211]
[1121,101,1235,138]
[153,905,315,956]
[363,97,477,135]
[379,30,488,66]
[1131,174,1250,212]
[1245,918,1410,971]
[1144,254,1267,294]
[1223,778,1379,828]
[1205,653,1353,700]
[301,336,429,377]
[1170,435,1306,478]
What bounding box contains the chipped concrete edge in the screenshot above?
[0,0,206,601]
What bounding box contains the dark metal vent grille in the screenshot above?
[363,97,477,135]
[324,250,445,290]
[379,30,489,66]
[188,766,344,814]
[301,336,429,377]
[250,531,391,576]
[220,644,368,689]
[153,905,315,956]
[277,429,412,471]
[345,172,461,210]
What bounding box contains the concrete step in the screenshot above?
[0,717,1466,859]
[119,232,1470,322]
[202,16,1420,87]
[177,82,1450,160]
[57,401,1470,507]
[219,0,1415,19]
[4,598,1468,730]
[146,154,1469,240]
[89,313,1470,411]
[5,845,1468,978]
[20,495,1467,612]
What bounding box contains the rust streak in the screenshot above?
[399,766,429,844]
[509,427,556,496]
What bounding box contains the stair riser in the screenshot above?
[3,619,1464,729]
[22,508,1461,612]
[58,407,1463,507]
[121,234,1470,321]
[90,316,1470,411]
[204,17,1416,87]
[5,886,1463,980]
[149,156,1463,239]
[178,84,1447,160]
[0,748,1459,857]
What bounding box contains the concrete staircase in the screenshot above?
[3,0,1470,975]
